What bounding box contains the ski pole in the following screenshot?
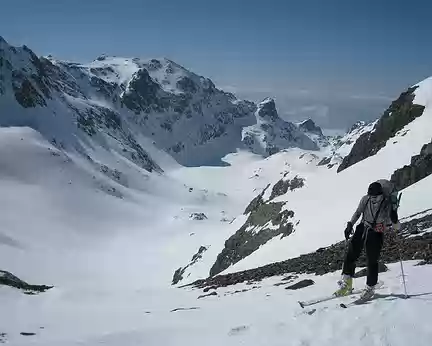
[398,244,409,299]
[395,192,408,298]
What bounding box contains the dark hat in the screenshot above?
[368,182,383,196]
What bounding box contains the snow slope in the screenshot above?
[1,35,432,346]
[0,127,315,345]
[2,254,432,346]
[0,123,373,345]
[1,128,430,346]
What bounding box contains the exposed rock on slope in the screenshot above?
[172,246,208,285]
[269,175,305,200]
[209,184,296,276]
[0,270,52,293]
[354,263,388,278]
[189,213,208,221]
[338,87,425,172]
[391,140,432,190]
[285,279,315,290]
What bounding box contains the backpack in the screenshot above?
[376,179,400,210]
[366,179,400,230]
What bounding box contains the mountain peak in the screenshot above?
[299,119,323,136]
[242,97,318,156]
[348,120,367,133]
[256,98,278,122]
[0,35,11,50]
[259,97,275,105]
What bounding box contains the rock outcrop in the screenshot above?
[189,213,208,221]
[285,279,315,290]
[269,175,305,200]
[0,270,52,293]
[172,246,208,284]
[209,185,296,276]
[338,87,425,172]
[391,140,432,190]
[208,176,305,277]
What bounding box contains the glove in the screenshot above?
[392,222,401,232]
[344,221,353,240]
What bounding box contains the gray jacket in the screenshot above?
[350,195,392,228]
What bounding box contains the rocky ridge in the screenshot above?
[338,87,425,172]
[391,140,432,191]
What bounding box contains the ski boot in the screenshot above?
[358,284,375,302]
[334,275,353,297]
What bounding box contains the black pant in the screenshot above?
[342,223,384,286]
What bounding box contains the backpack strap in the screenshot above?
[363,196,371,213]
[370,197,386,229]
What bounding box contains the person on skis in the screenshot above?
[335,179,400,300]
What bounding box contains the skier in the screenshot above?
[334,179,400,301]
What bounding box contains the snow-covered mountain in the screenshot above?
[54,55,261,166]
[2,35,432,346]
[0,36,162,178]
[1,36,320,170]
[241,98,318,156]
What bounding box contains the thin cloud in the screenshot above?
[217,84,391,130]
[285,105,329,119]
[348,94,394,101]
[219,85,275,94]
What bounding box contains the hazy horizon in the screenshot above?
[2,0,432,130]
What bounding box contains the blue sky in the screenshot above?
[1,0,432,129]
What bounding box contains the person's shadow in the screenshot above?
[371,291,432,302]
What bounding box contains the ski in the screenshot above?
[299,282,385,309]
[340,282,385,308]
[340,296,371,308]
[298,289,363,308]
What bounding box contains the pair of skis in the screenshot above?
[298,283,384,311]
[298,290,364,311]
[298,289,360,308]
